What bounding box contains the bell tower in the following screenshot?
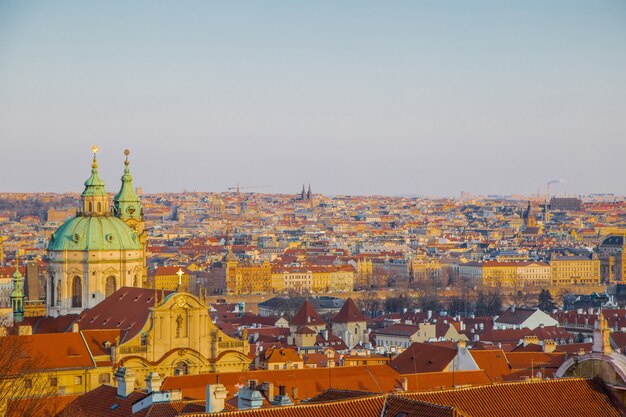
[114,149,147,285]
[10,258,24,323]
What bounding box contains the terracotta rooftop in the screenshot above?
[21,314,79,334]
[495,307,539,326]
[331,298,369,323]
[305,388,376,404]
[469,349,511,383]
[74,286,172,342]
[295,326,317,335]
[389,343,456,375]
[403,377,623,417]
[7,332,95,372]
[161,365,404,402]
[264,348,303,364]
[290,301,325,327]
[177,378,622,417]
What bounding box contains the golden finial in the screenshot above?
[91,145,99,169]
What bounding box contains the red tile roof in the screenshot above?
[172,379,622,417]
[331,298,368,323]
[161,365,405,402]
[389,343,456,375]
[74,287,172,342]
[5,333,95,372]
[403,378,622,417]
[469,350,511,383]
[291,301,325,327]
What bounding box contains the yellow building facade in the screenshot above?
[224,256,272,295]
[550,255,601,285]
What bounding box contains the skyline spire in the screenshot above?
[10,256,24,323]
[81,144,109,215]
[114,149,142,221]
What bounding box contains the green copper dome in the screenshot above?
[47,215,142,252]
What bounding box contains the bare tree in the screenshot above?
[0,329,59,417]
[357,296,382,318]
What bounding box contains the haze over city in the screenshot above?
[1,1,625,196]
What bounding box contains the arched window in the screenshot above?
[72,276,82,308]
[88,202,93,212]
[97,202,102,212]
[174,362,188,376]
[50,277,55,307]
[105,276,116,297]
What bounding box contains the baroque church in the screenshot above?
[37,147,251,379]
[46,147,148,316]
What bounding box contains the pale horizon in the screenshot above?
[1,1,625,197]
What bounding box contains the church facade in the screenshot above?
[46,147,147,316]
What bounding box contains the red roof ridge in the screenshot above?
[331,298,369,323]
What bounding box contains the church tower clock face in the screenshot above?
[126,206,136,215]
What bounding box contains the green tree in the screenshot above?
[538,289,557,312]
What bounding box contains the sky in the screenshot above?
[1,1,625,197]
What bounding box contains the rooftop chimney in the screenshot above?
[271,385,293,407]
[114,367,135,398]
[401,377,408,391]
[238,384,264,410]
[206,384,228,413]
[145,372,162,394]
[261,382,274,400]
[543,339,556,353]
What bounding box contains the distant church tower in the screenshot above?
[46,146,146,316]
[307,184,313,209]
[523,201,537,228]
[10,260,24,323]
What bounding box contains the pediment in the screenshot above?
[102,266,119,276]
[154,292,206,312]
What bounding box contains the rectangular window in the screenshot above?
[74,376,83,385]
[50,377,58,387]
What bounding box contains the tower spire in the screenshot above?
[81,144,109,215]
[10,255,24,323]
[114,149,147,287]
[114,149,142,221]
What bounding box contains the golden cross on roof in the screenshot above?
[176,268,185,286]
[92,144,99,156]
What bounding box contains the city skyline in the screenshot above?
[1,1,625,196]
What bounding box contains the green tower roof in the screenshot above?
[82,149,107,198]
[114,149,142,220]
[10,262,23,298]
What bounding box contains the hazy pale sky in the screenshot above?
[1,1,625,197]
